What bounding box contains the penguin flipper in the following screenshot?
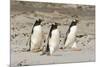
[62,30,70,49]
[64,30,69,44]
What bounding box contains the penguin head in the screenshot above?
[34,19,44,26]
[31,19,44,34]
[71,15,79,24]
[72,19,79,24]
[70,19,79,26]
[38,19,44,23]
[54,22,59,27]
[51,22,58,30]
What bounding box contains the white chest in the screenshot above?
[49,29,59,46]
[31,25,42,50]
[65,26,77,47]
[32,25,42,35]
[51,29,59,40]
[66,26,77,43]
[31,25,42,41]
[68,26,77,38]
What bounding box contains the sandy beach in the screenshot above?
[10,1,95,67]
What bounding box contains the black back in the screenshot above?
[64,19,79,44]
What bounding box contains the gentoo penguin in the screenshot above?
[27,19,43,52]
[41,23,60,55]
[63,19,79,49]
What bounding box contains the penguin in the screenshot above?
[27,19,44,52]
[63,19,79,49]
[41,23,60,55]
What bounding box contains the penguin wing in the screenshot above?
[64,29,70,44]
[46,36,50,52]
[64,21,73,44]
[31,20,38,34]
[64,35,67,44]
[31,25,34,34]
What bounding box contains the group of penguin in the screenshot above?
[26,18,79,56]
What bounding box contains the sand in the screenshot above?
[10,1,95,67]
